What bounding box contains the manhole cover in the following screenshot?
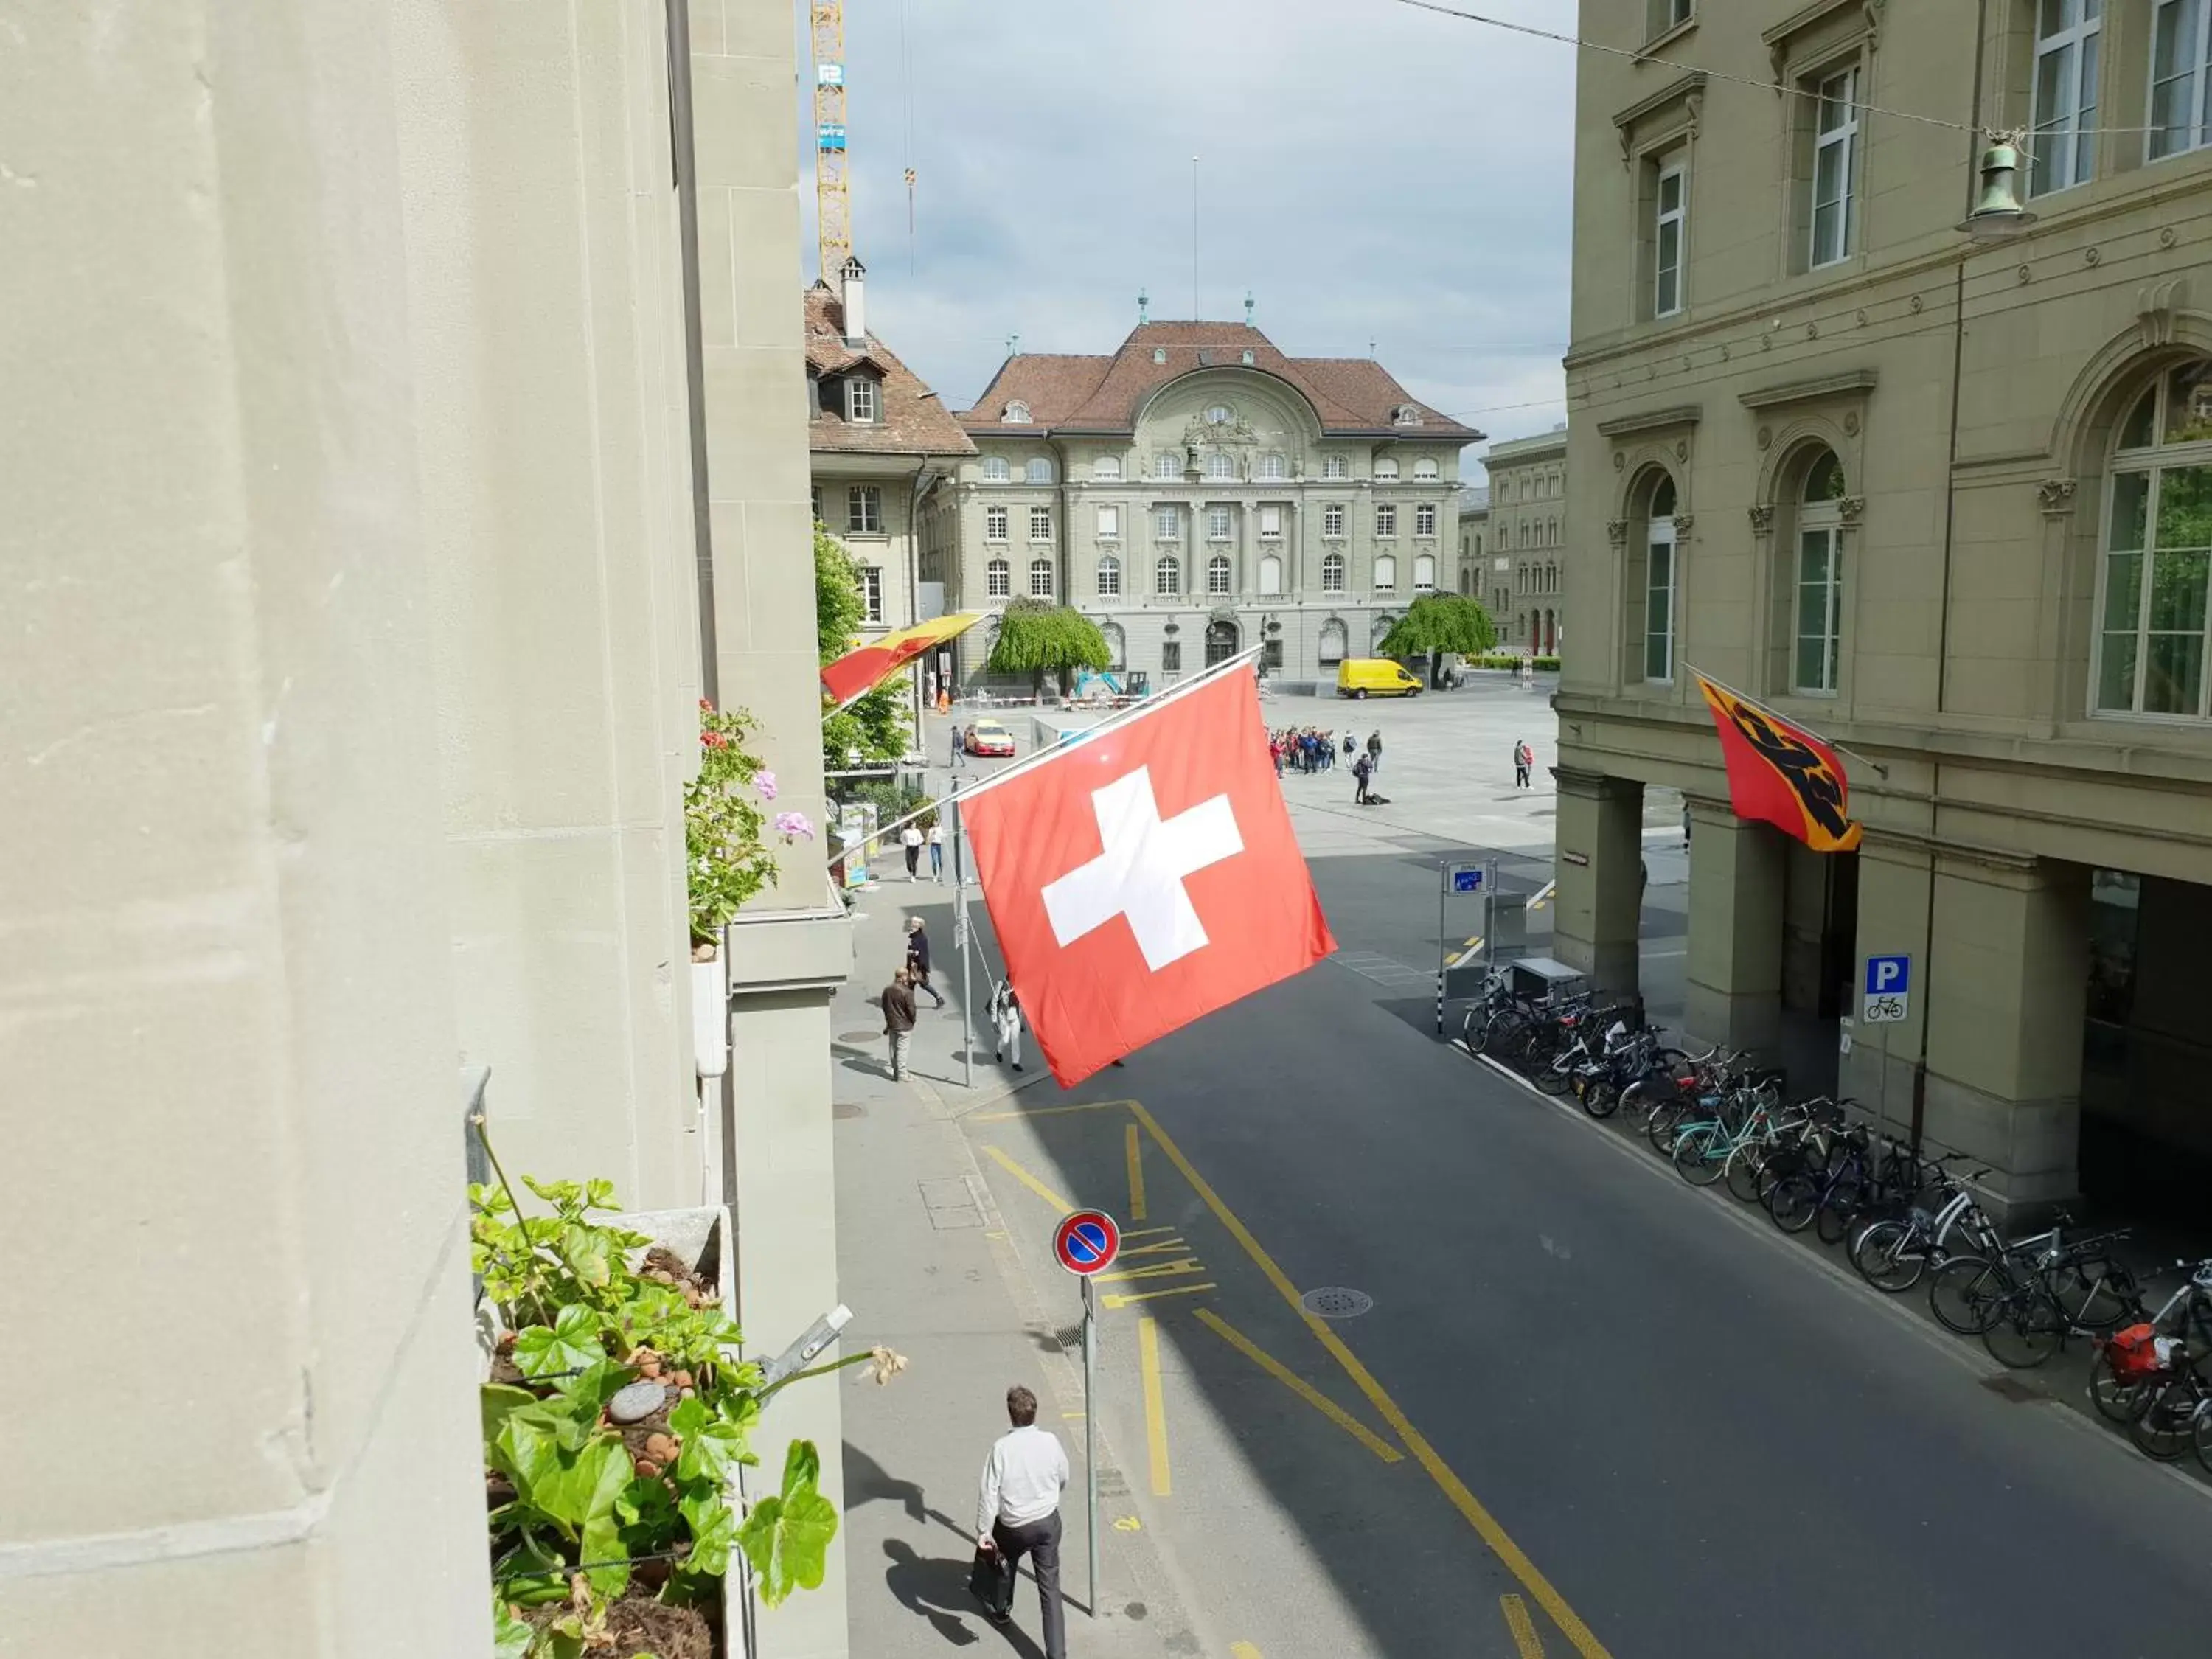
[832,1102,866,1119]
[1300,1287,1374,1320]
[836,1029,880,1044]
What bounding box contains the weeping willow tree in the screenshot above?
[1377,594,1498,688]
[984,597,1111,698]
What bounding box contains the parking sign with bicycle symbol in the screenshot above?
[1863,954,1910,1023]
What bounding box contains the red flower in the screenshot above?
[703,731,729,749]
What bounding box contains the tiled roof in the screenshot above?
[805,285,975,459]
[956,321,1481,442]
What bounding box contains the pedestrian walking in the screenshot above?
[880,968,917,1081]
[1343,732,1357,762]
[950,724,966,771]
[1514,737,1534,789]
[1366,729,1382,776]
[905,917,946,1007]
[928,820,945,881]
[988,977,1024,1073]
[1352,751,1374,806]
[973,1384,1069,1658]
[900,821,923,880]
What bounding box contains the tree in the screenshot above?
[1377,594,1498,689]
[984,597,1110,698]
[815,521,908,771]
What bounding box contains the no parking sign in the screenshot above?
[1053,1210,1121,1277]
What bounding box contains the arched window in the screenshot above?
[987,557,1010,598]
[1546,563,1557,594]
[1549,517,1559,546]
[1791,446,1848,694]
[1096,554,1121,596]
[1207,554,1233,594]
[1155,554,1182,595]
[1206,453,1237,481]
[1633,470,1679,683]
[2097,361,2212,716]
[1374,554,1397,592]
[1026,457,1054,484]
[1414,553,1437,591]
[1259,553,1284,595]
[1414,457,1440,479]
[1206,404,1234,424]
[1101,622,1127,669]
[1372,613,1396,650]
[1030,558,1054,597]
[1259,452,1288,481]
[1093,454,1122,481]
[1155,451,1182,481]
[1375,456,1401,480]
[984,456,1010,481]
[1322,552,1346,592]
[1318,619,1348,665]
[1003,400,1032,424]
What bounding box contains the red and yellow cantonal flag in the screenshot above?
[819,612,987,710]
[1692,671,1864,854]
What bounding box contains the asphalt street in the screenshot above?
[931,685,2212,1658]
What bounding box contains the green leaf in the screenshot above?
[737,1441,840,1607]
[492,1600,535,1659]
[512,1304,603,1380]
[584,1178,619,1211]
[678,1486,738,1578]
[560,1224,613,1292]
[495,1531,574,1606]
[534,1616,586,1659]
[482,1383,538,1442]
[669,1395,754,1487]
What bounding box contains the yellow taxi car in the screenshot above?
[963,717,1016,757]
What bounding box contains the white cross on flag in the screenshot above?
[959,665,1336,1085]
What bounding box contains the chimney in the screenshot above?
[838,254,868,347]
[1138,288,1149,325]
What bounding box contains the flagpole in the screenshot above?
[1688,664,1890,781]
[953,787,975,1090]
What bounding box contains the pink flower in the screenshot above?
[755,771,779,801]
[774,810,814,841]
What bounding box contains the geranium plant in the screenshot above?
[687,702,810,948]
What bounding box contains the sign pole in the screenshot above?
[1082,1273,1099,1617]
[953,792,974,1090]
[1435,862,1447,1036]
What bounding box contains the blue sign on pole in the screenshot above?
[1449,864,1484,894]
[817,123,847,151]
[1863,955,1911,996]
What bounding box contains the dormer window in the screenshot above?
[1003,400,1032,424]
[1392,404,1422,427]
[1241,349,1256,365]
[984,456,1011,481]
[846,376,879,424]
[1153,347,1168,364]
[1375,456,1400,480]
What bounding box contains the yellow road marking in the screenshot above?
[968,1100,1134,1122]
[1102,1282,1216,1310]
[1119,1238,1191,1257]
[1126,1121,1149,1221]
[1096,1257,1206,1284]
[1125,1101,1613,1659]
[1231,1646,1263,1659]
[1138,1316,1172,1496]
[981,1146,1074,1215]
[1193,1308,1402,1464]
[1124,1224,1180,1240]
[1501,1595,1545,1658]
[1111,1515,1142,1532]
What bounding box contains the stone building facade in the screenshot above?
[1557,0,2212,1219]
[921,321,1478,689]
[1486,428,1570,654]
[1458,487,1498,614]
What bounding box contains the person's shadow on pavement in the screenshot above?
[882,1539,1046,1656]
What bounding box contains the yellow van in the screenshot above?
[1335,658,1424,700]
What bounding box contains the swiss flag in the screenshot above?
[959,665,1336,1086]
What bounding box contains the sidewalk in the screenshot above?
[828,869,1211,1659]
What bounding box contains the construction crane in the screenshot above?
[810,0,849,286]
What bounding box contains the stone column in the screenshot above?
[1921,855,2089,1213]
[1685,799,1787,1052]
[1839,837,1933,1135]
[1552,770,1644,1000]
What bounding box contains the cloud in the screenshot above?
[804,0,1575,470]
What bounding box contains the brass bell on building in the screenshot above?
[1961,132,2037,240]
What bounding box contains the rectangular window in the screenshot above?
[1794,527,1843,692]
[1323,504,1346,538]
[1654,159,1686,316]
[1262,638,1284,671]
[2152,0,2212,159]
[846,377,878,423]
[2031,0,2101,192]
[985,506,1009,542]
[1415,503,1438,537]
[1097,556,1121,596]
[846,485,883,535]
[1376,503,1397,537]
[1030,506,1053,541]
[1322,455,1349,479]
[1097,504,1121,540]
[1156,451,1183,480]
[2099,464,2212,714]
[860,566,883,623]
[1259,504,1283,539]
[987,559,1011,599]
[1647,0,1692,37]
[1155,506,1180,540]
[1644,529,1676,681]
[1208,506,1232,540]
[1162,640,1183,672]
[1030,559,1054,598]
[1809,66,1860,268]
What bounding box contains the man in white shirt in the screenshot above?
[975,1383,1069,1656]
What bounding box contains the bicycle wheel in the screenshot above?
[1722,1144,1769,1206]
[2194,1392,2212,1478]
[1930,1256,2011,1336]
[1674,1124,1727,1187]
[1534,1054,1575,1096]
[1815,1178,1867,1247]
[2128,1375,2205,1461]
[1852,1220,1929,1294]
[2087,1348,2160,1425]
[1983,1293,2065,1368]
[1646,1100,1691,1157]
[1461,1009,1493,1055]
[1768,1174,1820,1234]
[2052,1262,2139,1334]
[1582,1077,1621,1119]
[1620,1079,1669,1132]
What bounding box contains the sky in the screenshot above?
[796,0,1579,479]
